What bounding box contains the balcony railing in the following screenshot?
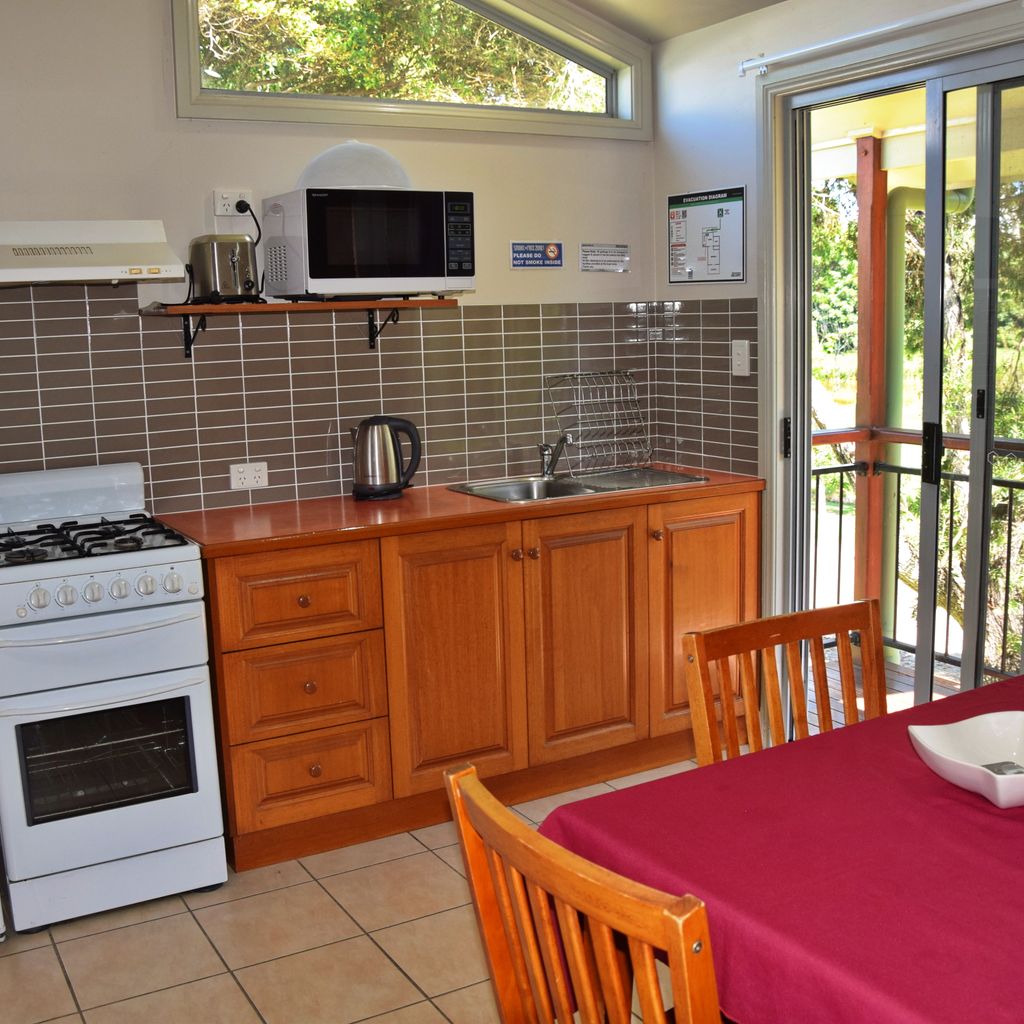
[810,450,1024,681]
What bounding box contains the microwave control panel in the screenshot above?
[444,192,475,277]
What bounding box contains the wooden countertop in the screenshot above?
[159,466,764,559]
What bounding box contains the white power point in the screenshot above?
[213,189,254,217]
[229,462,268,489]
[731,339,751,376]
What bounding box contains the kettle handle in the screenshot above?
[382,417,422,487]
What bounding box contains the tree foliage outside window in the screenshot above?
[197,0,609,114]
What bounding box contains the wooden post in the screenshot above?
[854,136,887,602]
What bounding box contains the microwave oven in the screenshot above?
[261,188,475,300]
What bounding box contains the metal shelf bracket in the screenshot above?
[181,314,207,359]
[367,308,400,350]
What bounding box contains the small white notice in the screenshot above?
[580,242,630,273]
[668,187,745,283]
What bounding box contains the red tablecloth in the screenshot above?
[539,679,1024,1024]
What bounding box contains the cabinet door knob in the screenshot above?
[527,547,541,560]
[510,548,524,561]
[297,594,311,608]
[309,762,323,778]
[651,529,664,541]
[303,680,318,695]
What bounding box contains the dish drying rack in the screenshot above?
[544,370,652,476]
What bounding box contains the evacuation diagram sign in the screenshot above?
[668,187,745,283]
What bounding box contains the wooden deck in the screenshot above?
[807,648,961,733]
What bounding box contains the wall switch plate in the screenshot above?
[213,189,254,217]
[229,461,268,489]
[731,338,751,376]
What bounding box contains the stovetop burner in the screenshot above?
[0,515,187,569]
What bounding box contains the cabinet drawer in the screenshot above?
[231,719,392,833]
[222,632,387,744]
[213,540,382,650]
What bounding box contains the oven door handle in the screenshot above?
[0,674,209,717]
[0,609,204,648]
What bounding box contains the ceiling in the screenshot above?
[568,0,786,43]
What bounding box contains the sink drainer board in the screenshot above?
[544,369,653,476]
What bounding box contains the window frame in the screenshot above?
[170,0,651,140]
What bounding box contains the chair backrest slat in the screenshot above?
[684,599,887,766]
[446,764,722,1024]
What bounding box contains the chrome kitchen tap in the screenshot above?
[538,433,572,477]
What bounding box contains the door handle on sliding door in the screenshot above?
[922,421,943,485]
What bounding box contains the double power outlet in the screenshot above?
[212,188,254,217]
[229,462,268,489]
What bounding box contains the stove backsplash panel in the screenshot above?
[0,285,758,515]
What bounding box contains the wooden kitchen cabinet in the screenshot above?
[648,491,760,735]
[382,521,528,797]
[524,507,649,764]
[208,539,391,840]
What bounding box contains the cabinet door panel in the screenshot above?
[649,492,759,735]
[524,507,648,764]
[383,522,527,796]
[213,541,382,651]
[222,631,387,744]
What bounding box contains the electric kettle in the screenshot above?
[350,416,422,500]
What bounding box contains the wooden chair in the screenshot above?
[683,598,887,766]
[445,764,721,1024]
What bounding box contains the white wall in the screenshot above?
[651,0,988,301]
[0,0,654,306]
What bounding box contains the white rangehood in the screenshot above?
[0,220,184,284]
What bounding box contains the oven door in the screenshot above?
[0,667,223,880]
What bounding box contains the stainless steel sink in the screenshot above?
[449,475,600,503]
[449,467,708,504]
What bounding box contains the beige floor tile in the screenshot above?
[373,905,489,997]
[410,820,458,849]
[184,860,310,910]
[0,946,77,1024]
[51,895,187,942]
[320,852,470,931]
[0,926,53,959]
[364,1003,447,1023]
[512,782,615,824]
[300,832,423,878]
[83,974,260,1024]
[57,914,224,1010]
[606,759,699,789]
[433,980,502,1024]
[433,844,467,876]
[47,1017,84,1023]
[237,935,421,1024]
[194,880,359,969]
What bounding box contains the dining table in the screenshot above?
[538,677,1024,1024]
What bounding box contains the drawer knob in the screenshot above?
[303,680,318,695]
[309,762,323,778]
[527,547,540,560]
[651,529,664,541]
[297,594,311,608]
[510,548,524,561]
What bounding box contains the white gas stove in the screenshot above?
[0,463,225,932]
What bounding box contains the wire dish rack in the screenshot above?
[544,370,652,476]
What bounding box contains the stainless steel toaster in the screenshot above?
[187,234,259,302]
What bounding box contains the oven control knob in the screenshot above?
[136,574,157,597]
[163,571,184,594]
[83,581,105,603]
[110,578,130,600]
[28,587,51,610]
[56,584,78,607]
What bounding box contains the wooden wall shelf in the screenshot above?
[139,298,459,358]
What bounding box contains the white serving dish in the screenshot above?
[908,711,1024,808]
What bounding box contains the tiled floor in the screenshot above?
[2,758,699,1024]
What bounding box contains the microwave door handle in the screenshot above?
[0,609,204,648]
[0,674,209,717]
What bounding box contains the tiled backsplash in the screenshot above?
[0,284,758,514]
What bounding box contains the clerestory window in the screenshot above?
[171,0,650,139]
